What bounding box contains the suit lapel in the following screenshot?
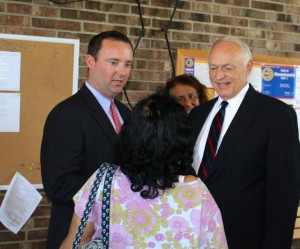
[79,84,118,142]
[207,85,259,179]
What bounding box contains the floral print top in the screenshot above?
[74,167,228,249]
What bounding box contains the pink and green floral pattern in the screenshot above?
[74,167,228,249]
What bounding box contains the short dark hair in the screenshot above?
[166,74,209,104]
[114,92,196,199]
[87,30,133,59]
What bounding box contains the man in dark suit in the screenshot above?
[190,36,300,249]
[41,31,133,249]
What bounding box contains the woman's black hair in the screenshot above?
[113,91,196,199]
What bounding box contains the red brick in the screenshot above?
[32,18,80,31]
[251,1,283,12]
[0,243,31,249]
[125,81,148,91]
[215,0,250,7]
[61,9,106,22]
[147,61,165,71]
[5,27,56,37]
[27,228,48,240]
[32,5,59,17]
[125,92,151,102]
[133,59,146,70]
[231,7,266,20]
[33,217,50,228]
[0,2,5,12]
[150,0,185,8]
[132,5,171,18]
[7,3,32,14]
[213,15,248,27]
[32,205,51,216]
[285,5,300,15]
[0,231,25,242]
[130,70,151,81]
[31,241,47,249]
[108,14,141,26]
[86,1,129,13]
[5,15,30,26]
[150,82,166,92]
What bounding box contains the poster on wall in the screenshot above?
[261,65,296,105]
[295,66,300,139]
[184,57,195,75]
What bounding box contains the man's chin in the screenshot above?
[112,89,124,98]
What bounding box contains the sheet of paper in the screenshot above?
[0,51,21,91]
[194,59,212,88]
[0,172,42,234]
[0,92,20,132]
[248,63,262,92]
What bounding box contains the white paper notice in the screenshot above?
[248,64,262,92]
[295,66,300,107]
[0,92,20,132]
[0,51,21,91]
[194,60,212,88]
[0,172,42,234]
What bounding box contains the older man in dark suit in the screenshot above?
[190,36,300,249]
[41,31,133,249]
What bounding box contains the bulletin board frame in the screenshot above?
[0,34,80,190]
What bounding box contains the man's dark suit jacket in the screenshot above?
[41,83,131,249]
[189,84,300,249]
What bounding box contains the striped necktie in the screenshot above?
[199,101,228,178]
[110,100,122,135]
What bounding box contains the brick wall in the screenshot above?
[0,190,49,248]
[0,0,299,248]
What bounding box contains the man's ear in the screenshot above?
[246,59,253,76]
[86,54,95,69]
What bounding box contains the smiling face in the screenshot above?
[86,39,133,99]
[208,40,253,100]
[169,83,200,113]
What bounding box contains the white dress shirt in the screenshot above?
[85,82,124,129]
[192,84,249,174]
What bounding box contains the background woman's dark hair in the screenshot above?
[113,92,196,199]
[165,74,209,104]
[87,30,133,59]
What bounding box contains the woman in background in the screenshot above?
[165,74,209,113]
[60,92,227,249]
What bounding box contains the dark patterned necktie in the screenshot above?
[199,101,228,178]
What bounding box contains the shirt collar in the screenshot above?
[217,83,249,108]
[85,81,112,114]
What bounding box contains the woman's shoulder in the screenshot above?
[183,175,198,182]
[178,175,199,183]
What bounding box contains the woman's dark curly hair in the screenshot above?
[113,92,196,199]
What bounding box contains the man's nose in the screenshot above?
[116,64,129,75]
[215,68,226,79]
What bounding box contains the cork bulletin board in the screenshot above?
[0,34,79,189]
